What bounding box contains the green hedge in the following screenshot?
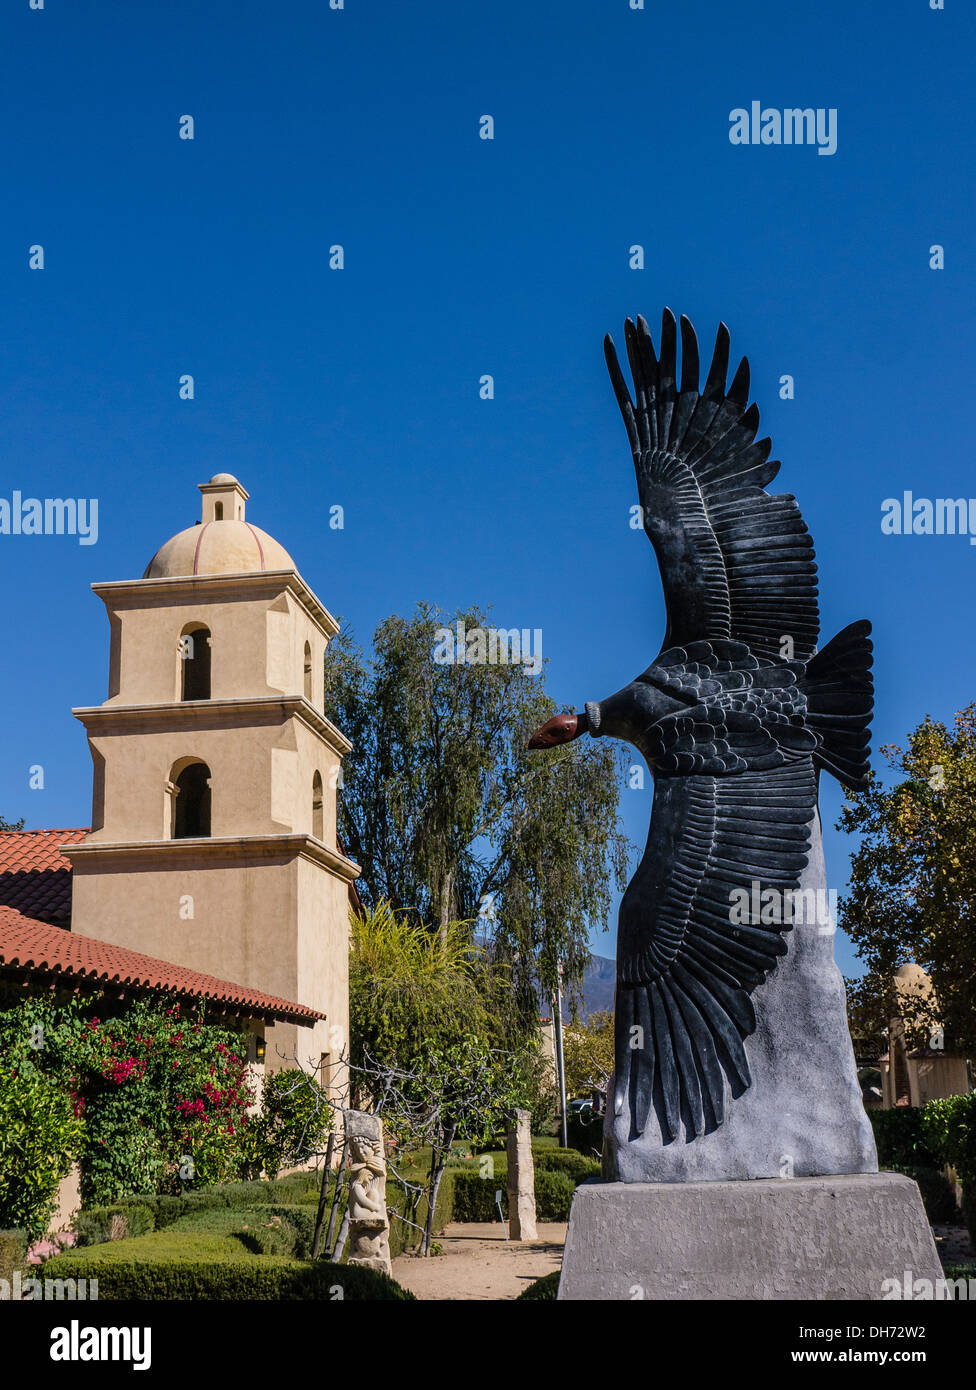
[41,1254,415,1300]
[74,1204,155,1247]
[115,1166,452,1262]
[936,1265,976,1298]
[451,1168,576,1223]
[112,1173,321,1232]
[870,1108,941,1169]
[517,1270,560,1300]
[228,1205,319,1259]
[890,1167,960,1226]
[0,1228,27,1284]
[533,1150,601,1182]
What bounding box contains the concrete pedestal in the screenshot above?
[558,1173,942,1300]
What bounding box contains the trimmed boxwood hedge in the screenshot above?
[451,1168,577,1223]
[533,1150,601,1182]
[517,1270,560,1300]
[74,1204,155,1247]
[41,1254,415,1300]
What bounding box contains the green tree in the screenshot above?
[838,705,976,1053]
[348,900,509,1070]
[563,1009,614,1099]
[0,815,24,830]
[325,604,630,1021]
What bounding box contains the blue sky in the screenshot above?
[1,0,973,976]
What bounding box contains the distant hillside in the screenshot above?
[577,952,615,1019]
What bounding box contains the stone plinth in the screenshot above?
[558,1172,942,1300]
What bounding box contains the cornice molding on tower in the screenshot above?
[63,832,362,882]
[90,569,340,639]
[71,695,353,755]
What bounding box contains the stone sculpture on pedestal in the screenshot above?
[344,1110,392,1277]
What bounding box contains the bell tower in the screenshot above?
[66,475,359,1073]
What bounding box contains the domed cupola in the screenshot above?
[142,474,297,579]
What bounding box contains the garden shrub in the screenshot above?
[260,1205,316,1258]
[935,1265,976,1298]
[450,1167,576,1222]
[517,1269,560,1300]
[238,1070,332,1179]
[890,1167,960,1225]
[0,1229,27,1284]
[534,1149,600,1182]
[0,995,263,1207]
[116,1194,186,1229]
[0,1067,83,1243]
[534,1170,577,1220]
[922,1092,976,1243]
[450,1170,505,1223]
[235,1213,297,1257]
[74,1204,155,1247]
[104,1164,451,1263]
[42,1254,415,1299]
[112,1178,313,1231]
[870,1107,940,1169]
[921,1092,976,1178]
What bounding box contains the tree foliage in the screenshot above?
[348,900,509,1071]
[563,1009,615,1099]
[325,603,630,1019]
[0,1066,82,1243]
[0,994,259,1205]
[837,705,976,1052]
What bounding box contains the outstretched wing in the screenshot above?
[605,310,819,662]
[614,760,817,1141]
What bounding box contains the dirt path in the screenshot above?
[391,1221,566,1300]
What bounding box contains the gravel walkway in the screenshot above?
[391,1221,566,1300]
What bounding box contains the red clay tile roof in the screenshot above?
[0,907,325,1024]
[0,829,88,926]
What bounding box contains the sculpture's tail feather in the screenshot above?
[802,620,873,790]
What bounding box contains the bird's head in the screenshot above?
[527,710,589,749]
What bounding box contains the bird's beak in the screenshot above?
[527,711,587,749]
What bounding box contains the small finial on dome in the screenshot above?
[199,474,249,523]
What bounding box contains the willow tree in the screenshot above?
[837,704,976,1053]
[324,603,629,1024]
